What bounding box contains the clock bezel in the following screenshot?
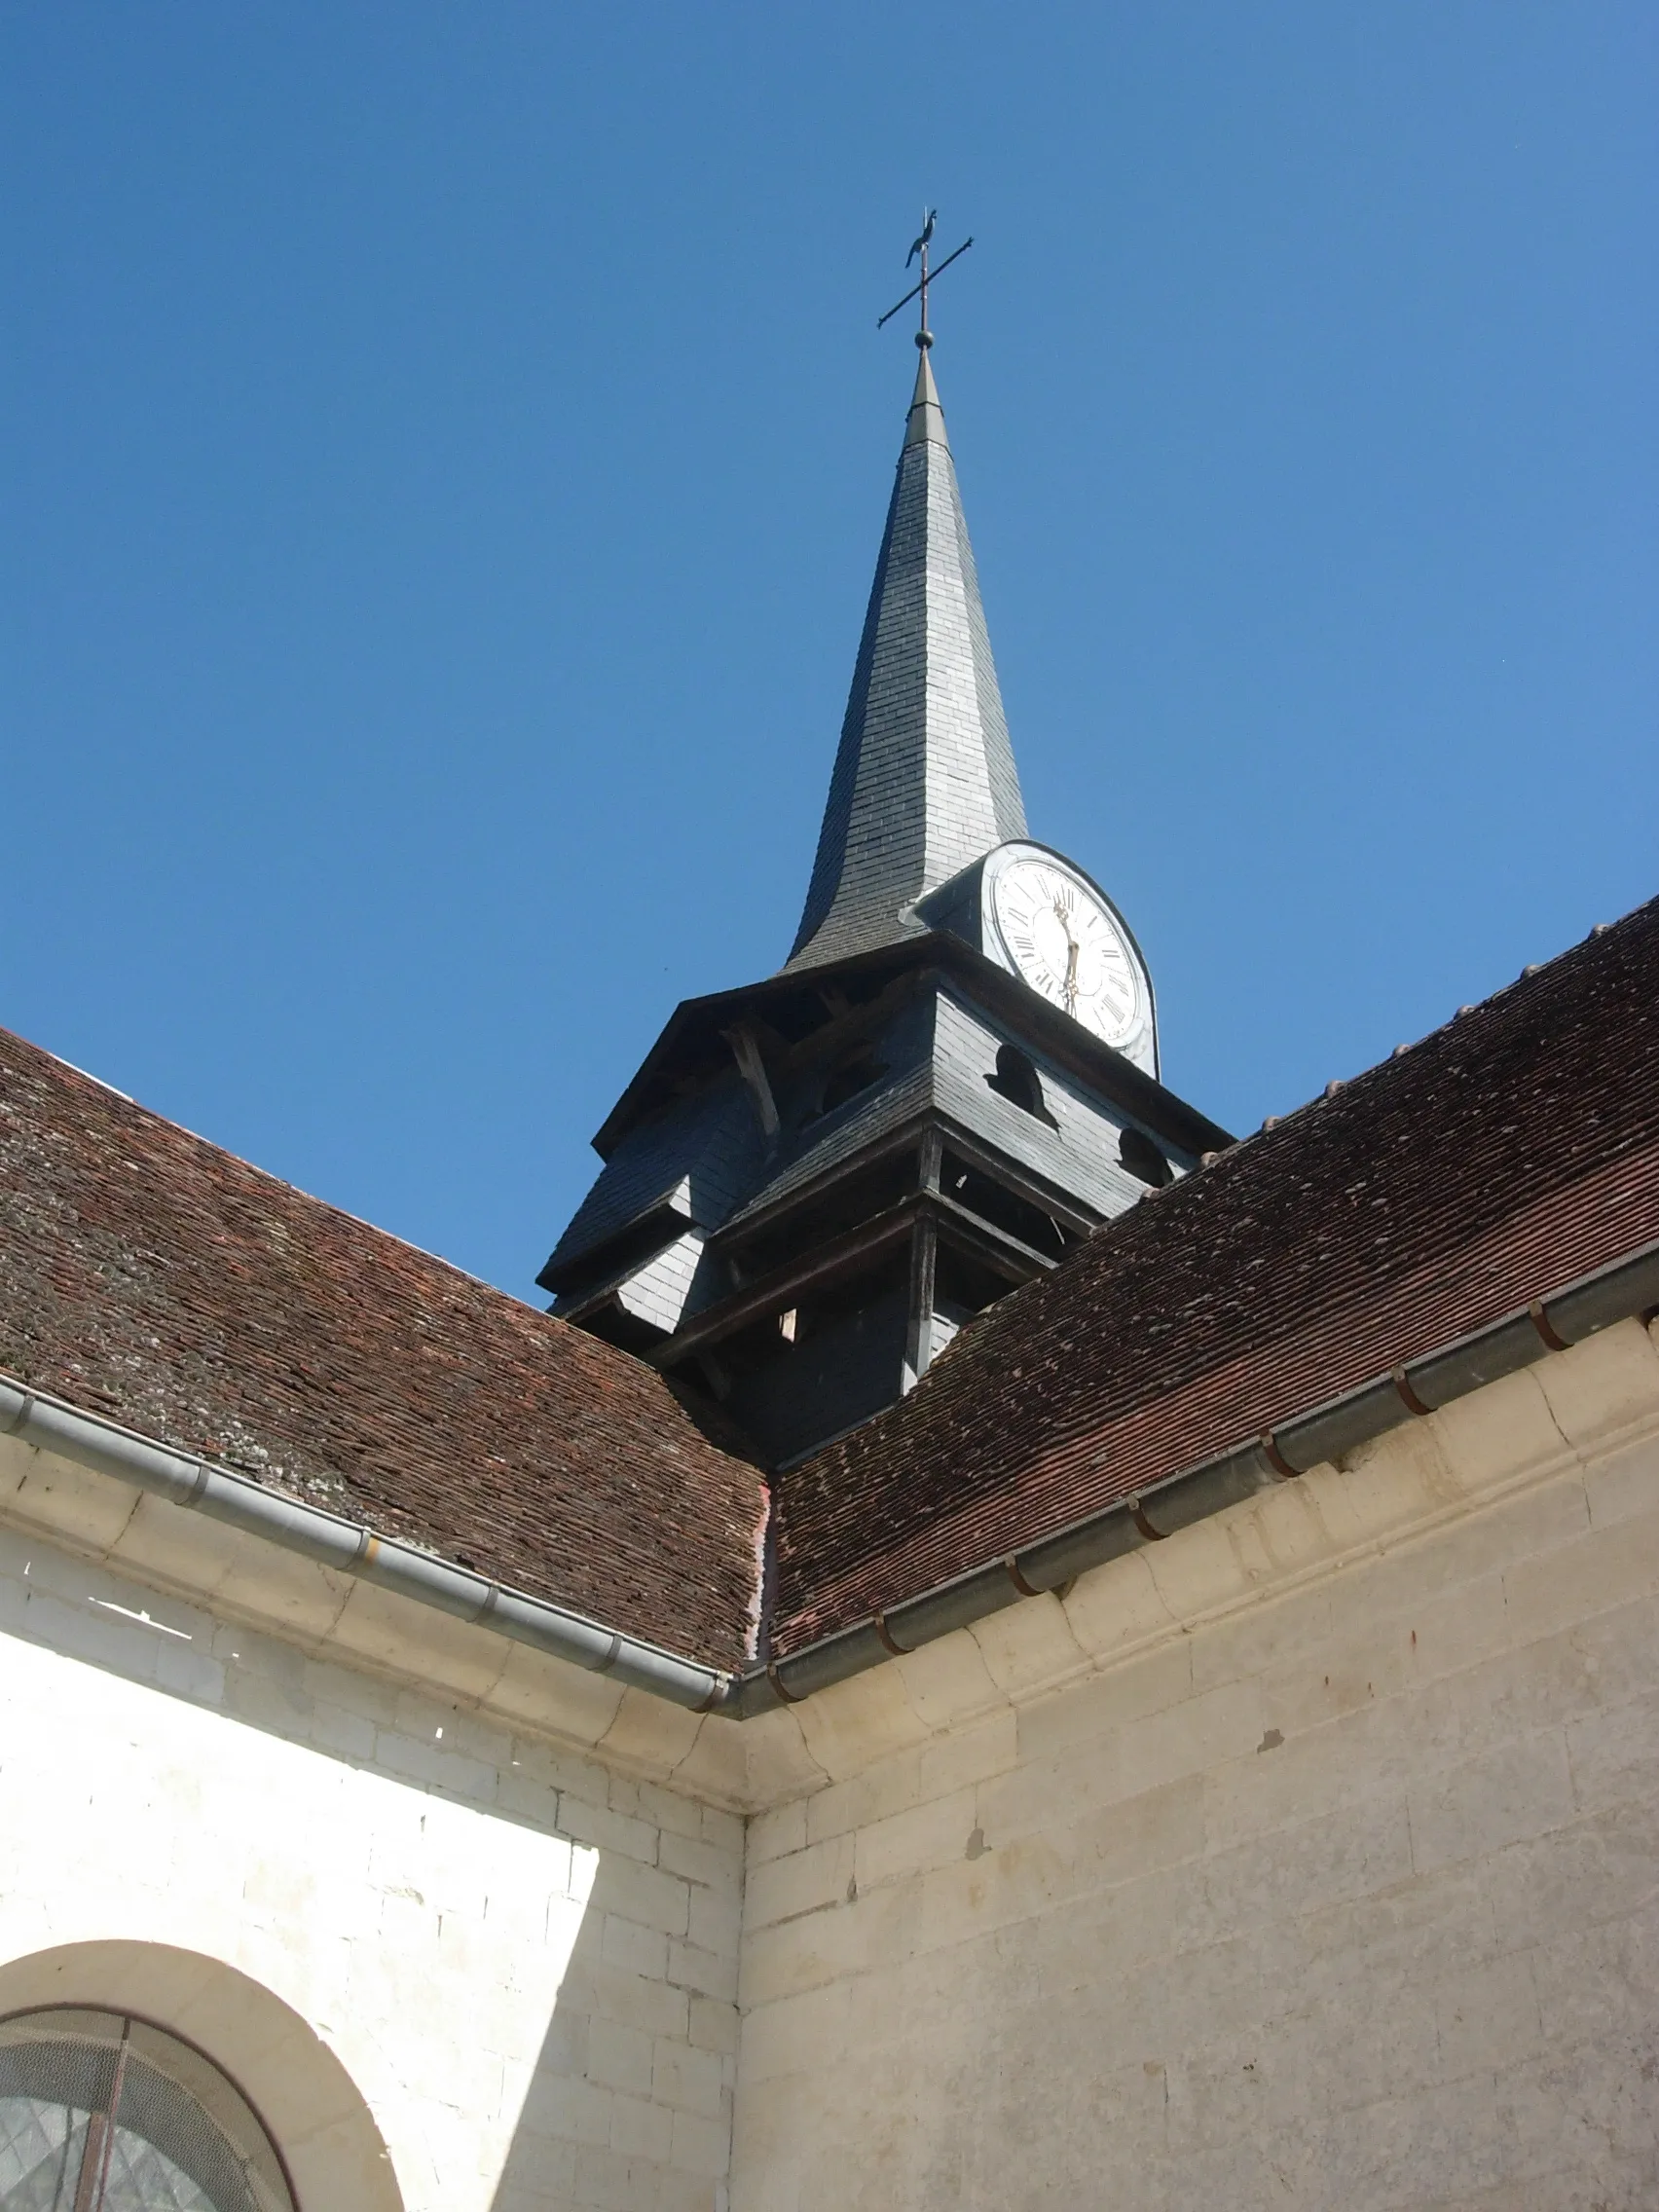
[980,841,1157,1068]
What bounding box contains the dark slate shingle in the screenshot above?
[787,350,1026,971]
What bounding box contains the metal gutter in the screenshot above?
[719,1235,1659,1717]
[4,1236,1656,1723]
[0,1380,725,1713]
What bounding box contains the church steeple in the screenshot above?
[787,343,1027,970]
[540,309,1229,1471]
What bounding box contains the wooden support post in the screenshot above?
[904,1211,939,1390]
[723,1023,780,1137]
[653,1201,919,1363]
[697,1351,734,1403]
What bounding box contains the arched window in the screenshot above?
[986,1045,1056,1127]
[0,2008,294,2212]
[1119,1125,1173,1189]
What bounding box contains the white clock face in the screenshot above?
[989,856,1144,1046]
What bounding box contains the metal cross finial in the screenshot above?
[877,211,975,345]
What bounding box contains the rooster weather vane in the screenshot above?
[878,207,974,345]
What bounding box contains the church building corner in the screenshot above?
[4,257,1659,2212]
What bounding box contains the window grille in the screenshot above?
[0,2009,294,2212]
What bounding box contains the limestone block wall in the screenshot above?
[731,1320,1659,2211]
[0,1502,741,2212]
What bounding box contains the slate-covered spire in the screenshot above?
[786,344,1027,971]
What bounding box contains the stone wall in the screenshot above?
[0,1493,741,2212]
[730,1320,1659,2210]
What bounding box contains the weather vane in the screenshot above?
[877,207,975,346]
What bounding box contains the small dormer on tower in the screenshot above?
[539,335,1230,1467]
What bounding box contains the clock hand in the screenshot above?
[1064,938,1080,1014]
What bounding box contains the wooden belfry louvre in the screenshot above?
[0,2010,293,2212]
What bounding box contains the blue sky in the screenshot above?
[4,4,1655,1298]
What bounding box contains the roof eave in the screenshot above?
[591,932,1232,1160]
[0,1375,736,1710]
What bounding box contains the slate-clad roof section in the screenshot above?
[0,1029,766,1669]
[712,984,1189,1244]
[719,1063,936,1237]
[787,349,1027,971]
[928,989,1195,1216]
[591,934,1225,1163]
[545,1073,762,1283]
[772,898,1659,1654]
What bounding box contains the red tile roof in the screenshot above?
[0,1031,766,1669]
[5,895,1656,1688]
[772,897,1659,1656]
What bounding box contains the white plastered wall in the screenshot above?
[0,1449,743,2212]
[729,1318,1659,2210]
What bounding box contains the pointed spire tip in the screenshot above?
[904,345,947,450]
[786,320,1023,968]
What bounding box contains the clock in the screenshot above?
[985,847,1147,1050]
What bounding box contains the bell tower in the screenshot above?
[538,333,1229,1466]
